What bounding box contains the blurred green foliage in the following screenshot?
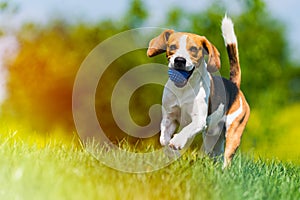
[1,0,300,160]
[124,0,148,28]
[0,0,18,14]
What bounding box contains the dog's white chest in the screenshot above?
[162,68,210,128]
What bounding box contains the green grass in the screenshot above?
[0,132,299,200]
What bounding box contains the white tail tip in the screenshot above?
[221,15,237,45]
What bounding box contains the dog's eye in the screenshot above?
[169,44,177,51]
[189,46,198,53]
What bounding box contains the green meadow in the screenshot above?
[0,127,299,200]
[1,0,300,199]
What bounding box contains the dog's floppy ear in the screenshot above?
[147,29,174,57]
[201,37,221,73]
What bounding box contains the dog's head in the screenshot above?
[147,30,220,87]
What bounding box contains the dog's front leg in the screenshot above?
[168,88,209,150]
[169,115,207,150]
[160,116,177,146]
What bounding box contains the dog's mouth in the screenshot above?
[168,67,195,88]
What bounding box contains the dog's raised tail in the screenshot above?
[222,15,241,88]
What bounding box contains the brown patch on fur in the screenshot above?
[226,92,241,115]
[147,29,174,57]
[201,37,221,73]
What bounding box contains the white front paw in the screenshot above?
[169,134,188,150]
[160,134,171,146]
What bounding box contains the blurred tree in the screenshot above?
[236,0,290,108]
[124,0,148,28]
[0,0,19,35]
[0,0,18,14]
[2,0,300,145]
[3,20,122,131]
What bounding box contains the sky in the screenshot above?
[1,0,300,62]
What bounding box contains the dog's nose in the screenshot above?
[174,57,186,69]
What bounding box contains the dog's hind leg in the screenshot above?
[202,120,225,158]
[223,95,250,168]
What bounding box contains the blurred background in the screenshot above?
[0,0,299,162]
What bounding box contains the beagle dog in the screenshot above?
[147,16,250,168]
